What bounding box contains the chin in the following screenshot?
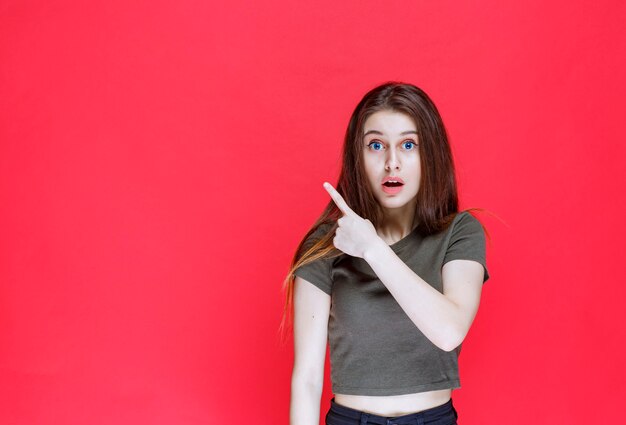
[377,198,411,209]
[376,192,418,208]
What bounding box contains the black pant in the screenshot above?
[325,397,458,425]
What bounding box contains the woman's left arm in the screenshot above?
[364,242,483,352]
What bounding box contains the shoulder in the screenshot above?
[444,211,487,253]
[453,210,481,225]
[450,211,484,235]
[302,222,334,247]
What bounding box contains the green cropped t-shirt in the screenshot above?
[294,211,489,396]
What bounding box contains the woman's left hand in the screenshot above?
[323,182,383,259]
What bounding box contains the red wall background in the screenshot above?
[1,1,624,423]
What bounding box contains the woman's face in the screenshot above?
[362,109,421,213]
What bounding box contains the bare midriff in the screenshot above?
[334,388,452,416]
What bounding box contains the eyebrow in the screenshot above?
[364,130,418,136]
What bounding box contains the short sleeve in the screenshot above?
[294,257,333,295]
[293,225,334,295]
[443,212,490,283]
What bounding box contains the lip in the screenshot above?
[382,176,405,184]
[381,176,404,195]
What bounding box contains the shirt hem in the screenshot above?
[332,379,461,396]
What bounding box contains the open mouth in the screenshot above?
[381,181,404,194]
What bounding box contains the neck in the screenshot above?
[377,202,418,243]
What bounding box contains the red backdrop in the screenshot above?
[1,1,624,423]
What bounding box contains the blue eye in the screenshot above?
[368,141,383,150]
[403,141,416,150]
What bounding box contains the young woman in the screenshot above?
[281,82,489,425]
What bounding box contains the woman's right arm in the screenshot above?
[290,276,331,425]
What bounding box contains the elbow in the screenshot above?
[440,339,461,353]
[438,326,466,352]
[291,377,324,397]
[291,370,324,394]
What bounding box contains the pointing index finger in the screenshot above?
[323,182,355,217]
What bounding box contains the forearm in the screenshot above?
[363,240,462,351]
[290,377,323,425]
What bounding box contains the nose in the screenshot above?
[385,150,400,171]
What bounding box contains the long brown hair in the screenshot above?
[279,82,467,341]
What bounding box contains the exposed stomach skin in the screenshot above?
[333,388,452,416]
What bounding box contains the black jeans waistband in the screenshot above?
[327,397,457,425]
